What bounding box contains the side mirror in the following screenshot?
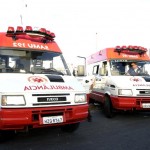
[77,65,85,76]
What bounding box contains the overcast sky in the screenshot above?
[0,0,150,65]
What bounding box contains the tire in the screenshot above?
[61,123,80,133]
[104,96,114,118]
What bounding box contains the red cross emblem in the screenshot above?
[28,76,48,83]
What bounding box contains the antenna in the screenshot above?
[20,0,28,25]
[96,32,98,51]
[20,15,23,25]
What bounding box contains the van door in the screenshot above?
[92,61,108,102]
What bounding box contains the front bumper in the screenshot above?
[111,96,150,110]
[0,104,88,131]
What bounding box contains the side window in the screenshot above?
[99,61,108,76]
[93,65,99,75]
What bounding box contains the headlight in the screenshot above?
[1,95,26,106]
[74,94,86,103]
[118,89,132,96]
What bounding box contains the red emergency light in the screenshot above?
[7,26,15,34]
[39,28,46,34]
[16,26,23,33]
[122,46,127,50]
[115,46,121,49]
[45,30,55,39]
[50,32,55,38]
[114,45,147,56]
[46,30,51,35]
[16,26,25,36]
[128,45,133,50]
[115,46,121,53]
[133,46,138,50]
[6,27,15,38]
[25,26,33,32]
[6,25,55,42]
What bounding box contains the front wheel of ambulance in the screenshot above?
[104,96,114,118]
[61,122,80,133]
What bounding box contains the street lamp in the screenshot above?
[77,56,86,76]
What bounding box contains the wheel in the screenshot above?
[61,123,80,133]
[104,96,114,118]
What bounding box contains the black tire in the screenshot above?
[61,123,80,133]
[104,96,114,118]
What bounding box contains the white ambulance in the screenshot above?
[0,26,89,135]
[86,45,150,118]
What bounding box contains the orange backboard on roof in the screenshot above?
[0,33,61,53]
[87,46,149,64]
[106,48,149,60]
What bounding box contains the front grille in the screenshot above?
[33,102,70,106]
[136,98,150,106]
[32,110,65,121]
[32,93,71,106]
[32,93,70,96]
[38,97,66,102]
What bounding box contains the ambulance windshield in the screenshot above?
[110,60,150,76]
[0,49,71,75]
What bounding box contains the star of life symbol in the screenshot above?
[130,77,142,82]
[28,76,48,84]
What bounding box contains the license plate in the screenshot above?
[43,116,63,124]
[142,103,150,108]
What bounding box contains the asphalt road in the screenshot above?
[1,104,150,150]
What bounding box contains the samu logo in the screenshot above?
[28,76,48,84]
[130,77,142,82]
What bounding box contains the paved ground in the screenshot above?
[1,104,150,150]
